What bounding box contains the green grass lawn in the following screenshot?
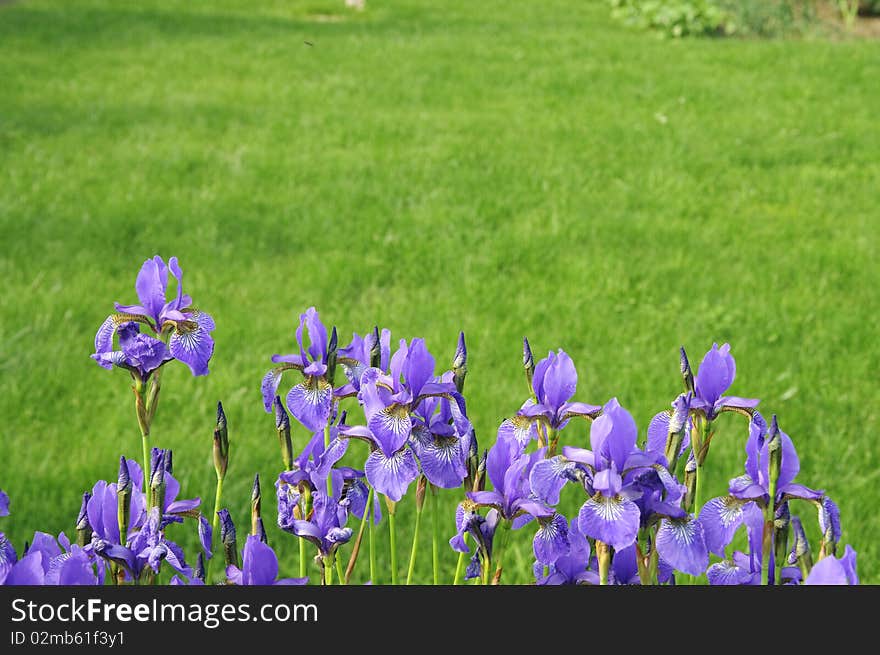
[1,0,877,584]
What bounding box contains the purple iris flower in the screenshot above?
[408,372,472,489]
[5,532,100,586]
[93,256,215,377]
[147,449,201,526]
[451,508,500,581]
[226,535,308,586]
[534,518,597,585]
[262,307,341,432]
[3,533,99,586]
[515,349,600,432]
[280,492,353,559]
[466,432,553,522]
[533,513,571,566]
[87,459,147,546]
[563,399,651,550]
[129,508,191,579]
[276,412,380,524]
[690,343,759,420]
[804,546,858,585]
[337,328,392,395]
[339,341,470,501]
[699,413,821,557]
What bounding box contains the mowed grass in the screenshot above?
[0,0,877,584]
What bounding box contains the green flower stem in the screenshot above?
[386,498,398,585]
[431,489,440,585]
[205,475,224,583]
[323,424,333,497]
[761,484,778,586]
[334,553,346,585]
[346,486,374,584]
[491,519,512,584]
[406,501,424,585]
[299,537,307,581]
[369,494,377,585]
[323,556,333,585]
[133,380,151,496]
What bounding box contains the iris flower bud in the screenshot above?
[218,508,239,569]
[453,331,467,393]
[369,326,382,368]
[683,452,697,513]
[194,552,206,583]
[75,491,92,547]
[416,475,428,512]
[117,457,132,544]
[149,449,166,512]
[680,346,694,393]
[326,325,339,386]
[273,396,294,471]
[523,337,535,390]
[767,415,782,493]
[213,401,229,480]
[251,473,262,537]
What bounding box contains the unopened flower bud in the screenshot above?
[788,515,813,578]
[774,502,791,564]
[680,346,694,393]
[218,508,239,569]
[273,396,294,471]
[117,457,132,544]
[665,393,691,472]
[523,337,535,390]
[213,401,229,480]
[369,326,382,368]
[416,475,428,512]
[326,325,339,386]
[194,552,206,583]
[818,497,841,558]
[251,473,262,537]
[683,452,697,513]
[149,448,166,512]
[254,517,268,544]
[767,415,782,491]
[453,331,467,393]
[76,491,92,547]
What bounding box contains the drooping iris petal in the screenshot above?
[497,415,538,450]
[529,456,575,506]
[698,496,754,557]
[533,514,570,565]
[169,311,215,376]
[368,404,412,457]
[287,375,333,433]
[0,490,9,517]
[364,448,419,502]
[418,436,467,489]
[577,493,640,551]
[656,517,709,576]
[818,497,841,545]
[694,343,735,409]
[0,532,16,584]
[707,558,754,586]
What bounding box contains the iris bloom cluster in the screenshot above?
[0,257,862,586]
